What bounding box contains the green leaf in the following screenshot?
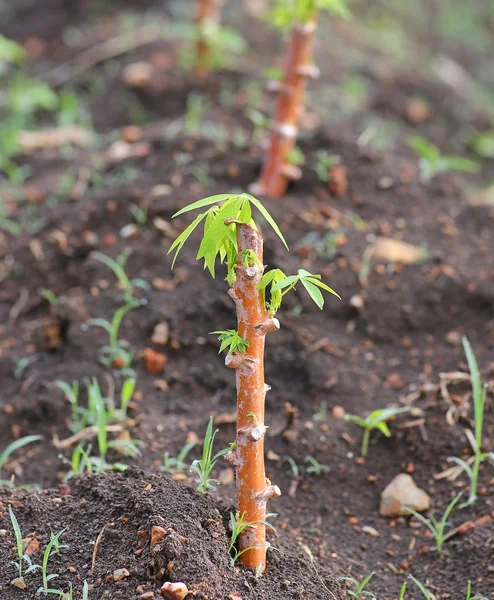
[441,156,479,174]
[343,415,367,428]
[197,197,243,277]
[271,275,299,292]
[300,278,324,309]
[172,194,234,217]
[408,136,440,162]
[471,131,494,158]
[375,421,391,437]
[305,277,341,299]
[247,194,289,250]
[168,211,209,268]
[0,34,26,64]
[0,435,42,471]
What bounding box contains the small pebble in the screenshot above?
[113,568,130,581]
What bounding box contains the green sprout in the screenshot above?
[9,507,40,580]
[88,301,138,372]
[265,0,349,29]
[0,200,22,235]
[465,580,489,600]
[344,406,413,457]
[408,136,479,183]
[0,435,42,486]
[61,443,93,481]
[228,511,276,567]
[210,330,249,354]
[161,441,197,474]
[406,493,462,553]
[448,337,493,507]
[38,288,58,306]
[37,529,69,594]
[305,456,329,476]
[91,250,148,303]
[268,268,340,311]
[285,456,300,478]
[312,150,341,183]
[338,572,375,599]
[190,417,229,493]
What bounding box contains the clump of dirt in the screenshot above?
[0,468,343,600]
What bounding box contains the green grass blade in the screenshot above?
[0,435,42,471]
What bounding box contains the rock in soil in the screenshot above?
[380,473,431,517]
[160,581,189,599]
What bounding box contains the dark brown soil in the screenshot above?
[0,469,340,599]
[1,1,494,599]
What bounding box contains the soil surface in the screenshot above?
[1,1,493,599]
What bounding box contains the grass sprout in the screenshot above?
[9,506,40,580]
[305,456,329,475]
[88,301,138,372]
[406,492,462,553]
[228,511,276,567]
[190,417,229,493]
[161,441,196,474]
[448,337,493,507]
[408,136,479,183]
[91,250,148,303]
[0,435,42,486]
[37,529,69,594]
[338,572,376,598]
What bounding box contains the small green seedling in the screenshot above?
[408,136,479,183]
[61,444,93,481]
[407,575,432,600]
[91,250,148,303]
[38,288,58,306]
[0,435,42,486]
[88,301,138,372]
[228,511,275,567]
[406,492,462,553]
[313,150,341,183]
[312,400,328,421]
[190,417,229,493]
[161,441,197,474]
[210,330,249,354]
[305,456,329,476]
[12,356,32,379]
[338,572,375,598]
[448,337,493,507]
[398,581,407,600]
[37,529,69,594]
[130,203,148,228]
[465,580,489,600]
[344,406,413,457]
[0,200,22,235]
[9,507,40,580]
[285,456,300,478]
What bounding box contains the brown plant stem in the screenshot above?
[225,222,280,572]
[253,14,319,197]
[194,0,221,77]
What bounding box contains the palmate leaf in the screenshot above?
[210,330,249,354]
[168,210,209,268]
[271,268,340,310]
[198,196,243,277]
[172,194,234,217]
[170,193,289,278]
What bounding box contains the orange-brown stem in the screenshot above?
[194,0,221,78]
[254,15,319,197]
[226,222,280,572]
